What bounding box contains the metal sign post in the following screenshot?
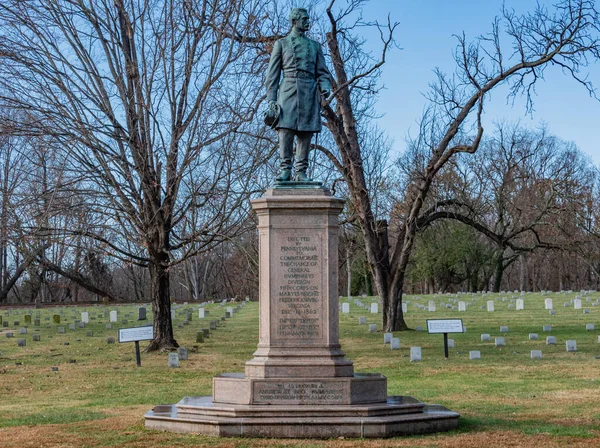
[118,325,154,367]
[426,319,464,359]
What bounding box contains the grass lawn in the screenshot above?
[0,292,599,447]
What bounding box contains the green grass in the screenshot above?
[0,293,599,447]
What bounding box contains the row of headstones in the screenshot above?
[379,333,596,359]
[167,305,248,367]
[466,350,547,360]
[342,301,409,315]
[344,299,381,314]
[480,334,594,351]
[418,298,600,312]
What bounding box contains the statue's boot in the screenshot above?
[276,169,292,182]
[295,171,311,182]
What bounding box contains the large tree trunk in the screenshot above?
[146,258,178,351]
[493,257,504,292]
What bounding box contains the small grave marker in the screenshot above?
[410,347,422,362]
[530,350,542,359]
[566,340,577,352]
[168,352,180,368]
[469,350,481,360]
[178,347,188,361]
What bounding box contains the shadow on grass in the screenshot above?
[456,416,598,438]
[1,409,107,427]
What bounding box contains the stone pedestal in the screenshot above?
[145,186,459,438]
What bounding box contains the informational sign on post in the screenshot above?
[426,319,463,358]
[118,325,154,366]
[426,319,464,334]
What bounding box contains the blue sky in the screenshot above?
[356,0,600,164]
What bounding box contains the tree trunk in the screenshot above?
[493,257,504,293]
[146,259,178,351]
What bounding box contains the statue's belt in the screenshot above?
[283,71,315,79]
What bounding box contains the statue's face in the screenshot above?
[293,11,310,32]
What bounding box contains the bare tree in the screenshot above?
[321,0,599,331]
[0,0,270,350]
[418,123,595,291]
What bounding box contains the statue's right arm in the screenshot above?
[266,40,283,106]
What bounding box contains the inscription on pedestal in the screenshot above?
[254,380,345,404]
[273,232,324,342]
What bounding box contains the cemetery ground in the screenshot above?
[0,293,599,448]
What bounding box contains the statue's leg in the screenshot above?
[294,131,312,181]
[276,128,294,181]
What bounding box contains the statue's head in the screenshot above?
[289,8,310,31]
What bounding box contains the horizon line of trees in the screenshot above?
[0,0,599,347]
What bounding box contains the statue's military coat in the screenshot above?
[266,32,330,132]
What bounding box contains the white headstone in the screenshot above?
[447,339,455,348]
[342,303,350,314]
[495,337,505,347]
[383,333,393,344]
[401,302,408,313]
[168,353,180,368]
[529,333,538,340]
[359,316,366,325]
[109,310,117,323]
[428,301,436,312]
[530,350,543,359]
[368,324,378,333]
[516,299,524,310]
[573,299,582,309]
[458,301,466,312]
[566,340,577,352]
[545,298,553,310]
[546,336,557,345]
[469,350,481,360]
[81,312,89,323]
[487,300,494,312]
[370,303,378,314]
[481,334,491,342]
[410,347,422,362]
[199,308,205,319]
[586,323,595,331]
[390,338,400,350]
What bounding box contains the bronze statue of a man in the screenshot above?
[265,8,331,182]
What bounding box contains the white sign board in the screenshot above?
[118,325,154,343]
[426,319,464,334]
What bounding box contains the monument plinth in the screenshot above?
[144,187,459,438]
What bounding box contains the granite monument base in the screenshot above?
[144,396,459,438]
[144,187,459,438]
